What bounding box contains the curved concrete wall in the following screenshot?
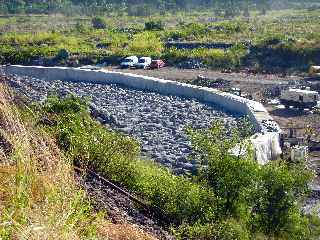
[2,65,282,164]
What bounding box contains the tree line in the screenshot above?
[0,0,309,16]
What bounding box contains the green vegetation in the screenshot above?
[0,0,310,16]
[33,94,320,239]
[0,85,100,239]
[91,16,107,29]
[40,95,216,225]
[0,8,320,72]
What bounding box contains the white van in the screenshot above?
[120,56,138,68]
[135,57,152,69]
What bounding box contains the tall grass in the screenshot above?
[0,85,99,239]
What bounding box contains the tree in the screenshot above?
[252,161,313,237]
[144,20,164,31]
[187,121,258,217]
[7,0,25,14]
[257,0,269,15]
[91,16,107,29]
[187,120,316,238]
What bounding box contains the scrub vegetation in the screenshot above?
[1,0,320,239]
[0,3,319,72]
[0,83,157,239]
[0,80,319,239]
[29,93,320,239]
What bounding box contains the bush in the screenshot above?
[144,20,164,31]
[91,16,107,29]
[127,32,164,57]
[188,120,316,239]
[55,48,70,61]
[216,219,250,240]
[39,96,216,225]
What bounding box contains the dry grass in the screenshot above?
[97,223,157,240]
[0,83,156,240]
[0,83,97,239]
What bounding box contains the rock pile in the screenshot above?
[8,76,238,174]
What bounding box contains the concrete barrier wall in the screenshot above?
[3,65,281,164]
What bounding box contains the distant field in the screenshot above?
[1,9,319,41]
[0,9,319,73]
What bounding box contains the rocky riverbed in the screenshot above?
[7,75,239,174]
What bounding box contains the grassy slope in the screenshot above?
[0,84,156,239]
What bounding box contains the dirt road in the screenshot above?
[104,66,300,85]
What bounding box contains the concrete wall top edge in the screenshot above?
[6,65,267,112]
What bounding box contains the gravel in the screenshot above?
[77,173,175,240]
[7,75,238,174]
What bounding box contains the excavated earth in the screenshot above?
[7,75,239,174]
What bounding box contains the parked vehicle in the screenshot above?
[120,56,138,68]
[280,88,319,109]
[150,59,165,69]
[135,57,152,69]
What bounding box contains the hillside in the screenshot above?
[1,0,314,16]
[0,81,158,239]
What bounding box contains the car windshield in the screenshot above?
[124,58,132,62]
[139,59,146,63]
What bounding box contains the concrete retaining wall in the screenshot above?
[3,65,282,164]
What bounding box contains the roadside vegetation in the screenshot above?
[32,94,320,239]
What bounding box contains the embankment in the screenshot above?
[2,65,282,164]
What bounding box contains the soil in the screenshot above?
[77,172,175,240]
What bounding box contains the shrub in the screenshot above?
[144,20,164,31]
[216,219,250,240]
[55,48,70,61]
[188,120,316,239]
[91,16,107,29]
[39,96,217,226]
[127,32,164,57]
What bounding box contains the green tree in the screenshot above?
[91,16,107,29]
[7,0,25,13]
[188,120,316,238]
[187,121,258,217]
[252,161,313,237]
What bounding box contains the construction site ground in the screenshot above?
[104,66,320,139]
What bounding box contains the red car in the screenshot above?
[150,60,165,69]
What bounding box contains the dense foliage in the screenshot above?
[0,0,314,16]
[37,95,320,239]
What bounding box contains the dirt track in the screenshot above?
[104,66,300,85]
